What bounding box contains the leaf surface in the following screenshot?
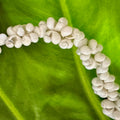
[0,0,119,120]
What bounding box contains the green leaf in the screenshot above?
[0,0,119,120]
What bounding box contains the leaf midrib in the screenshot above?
[59,0,110,120]
[0,87,24,120]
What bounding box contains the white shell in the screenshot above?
[108,83,119,92]
[80,45,91,55]
[86,59,97,70]
[103,108,114,115]
[47,17,56,30]
[39,24,47,38]
[39,21,46,27]
[51,31,61,45]
[96,44,103,52]
[89,39,97,50]
[6,40,14,48]
[101,56,111,68]
[113,110,120,120]
[7,26,15,36]
[26,23,34,32]
[29,33,39,43]
[108,96,119,102]
[22,35,31,46]
[34,27,41,37]
[116,99,120,107]
[80,54,90,61]
[15,39,22,48]
[108,91,118,98]
[72,28,85,40]
[61,26,73,37]
[96,66,108,74]
[17,27,25,36]
[104,82,115,90]
[101,99,115,108]
[5,35,17,48]
[59,39,73,49]
[96,88,108,98]
[99,72,109,80]
[43,36,51,43]
[0,33,7,46]
[94,52,106,62]
[92,77,103,86]
[104,75,115,83]
[74,38,88,48]
[55,17,68,31]
[92,85,103,91]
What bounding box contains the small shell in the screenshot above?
[72,28,85,40]
[55,17,68,31]
[7,26,16,36]
[39,24,47,38]
[0,33,7,46]
[101,56,111,68]
[34,27,41,37]
[108,83,119,92]
[94,52,106,62]
[96,88,108,98]
[5,35,19,48]
[15,39,22,48]
[39,21,46,27]
[89,39,97,50]
[104,82,115,90]
[113,110,120,120]
[103,108,114,115]
[74,38,88,48]
[99,72,110,80]
[101,99,115,109]
[104,75,115,83]
[108,96,119,102]
[47,17,56,30]
[43,36,51,43]
[26,23,34,33]
[80,45,91,55]
[17,27,25,36]
[80,54,90,61]
[96,66,108,74]
[96,44,103,52]
[82,60,90,66]
[12,25,21,32]
[92,85,103,91]
[29,33,39,43]
[6,40,14,48]
[51,31,61,45]
[116,99,120,107]
[108,91,119,98]
[22,35,31,46]
[61,26,73,37]
[59,39,73,49]
[92,77,103,86]
[85,57,97,69]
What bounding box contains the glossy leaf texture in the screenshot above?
[0,0,119,120]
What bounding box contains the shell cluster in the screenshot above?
[0,17,119,120]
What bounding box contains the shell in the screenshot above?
[89,39,97,50]
[26,23,34,33]
[94,52,106,62]
[55,17,68,31]
[0,33,7,46]
[61,26,73,37]
[80,45,91,55]
[47,17,56,30]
